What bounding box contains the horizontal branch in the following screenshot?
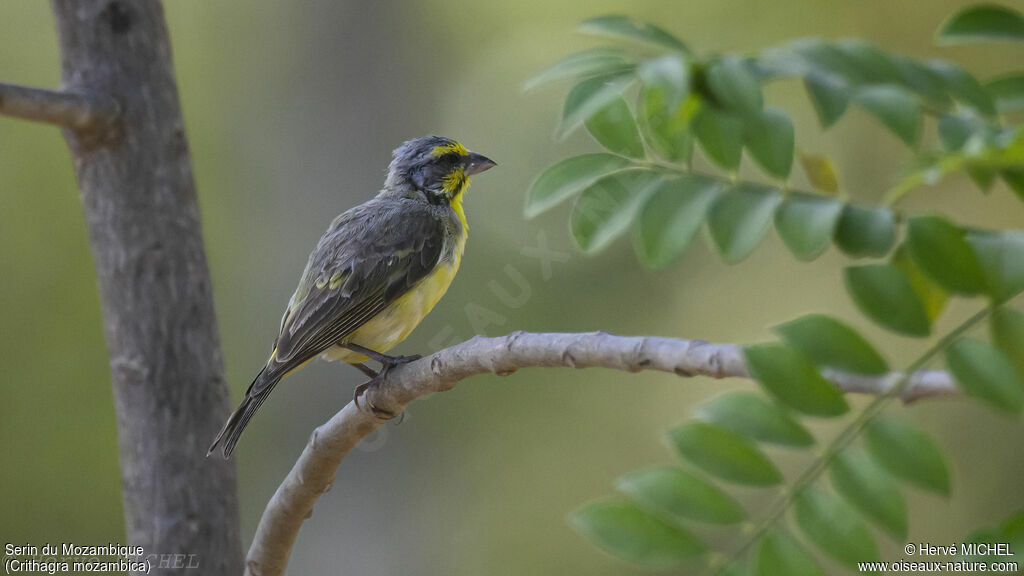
[245,331,957,575]
[0,81,118,132]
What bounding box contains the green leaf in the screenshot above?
[755,529,825,576]
[833,39,903,85]
[571,169,661,253]
[579,15,688,52]
[640,90,698,162]
[571,498,706,566]
[775,314,888,375]
[794,487,880,567]
[864,417,951,495]
[560,73,632,137]
[744,343,849,417]
[793,38,866,85]
[706,184,782,263]
[905,215,986,295]
[706,55,764,117]
[524,48,634,92]
[774,194,843,261]
[693,106,745,170]
[584,96,645,158]
[668,421,782,486]
[892,56,953,109]
[991,306,1024,379]
[938,113,980,151]
[844,264,932,337]
[617,466,745,525]
[633,175,720,268]
[892,246,949,324]
[638,54,690,111]
[525,154,631,218]
[855,85,922,145]
[799,153,840,194]
[937,4,1024,44]
[928,60,997,117]
[830,448,908,539]
[805,72,849,127]
[755,45,809,79]
[696,391,814,447]
[834,205,896,258]
[744,107,795,179]
[968,230,1024,302]
[946,338,1023,414]
[1004,168,1024,200]
[986,74,1024,112]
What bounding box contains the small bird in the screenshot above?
[209,135,496,458]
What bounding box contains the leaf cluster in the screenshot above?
[526,7,1024,575]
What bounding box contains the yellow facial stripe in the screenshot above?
[441,166,469,196]
[431,141,469,157]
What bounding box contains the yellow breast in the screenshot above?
[323,204,468,364]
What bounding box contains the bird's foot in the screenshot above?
[352,361,408,420]
[345,344,422,419]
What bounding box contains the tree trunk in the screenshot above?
[50,1,242,573]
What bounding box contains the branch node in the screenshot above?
[674,366,696,377]
[430,355,444,375]
[506,330,526,351]
[561,349,577,368]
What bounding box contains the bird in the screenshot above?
[208,135,496,458]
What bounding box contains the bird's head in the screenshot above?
[384,135,496,203]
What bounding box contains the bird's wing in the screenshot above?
[261,198,448,385]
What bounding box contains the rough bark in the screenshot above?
[46,1,242,573]
[246,330,956,575]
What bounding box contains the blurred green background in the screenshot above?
[2,1,1023,574]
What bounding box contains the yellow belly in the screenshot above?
[321,257,461,364]
[322,194,469,365]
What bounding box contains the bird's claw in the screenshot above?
[353,382,397,419]
[352,372,398,420]
[346,345,420,419]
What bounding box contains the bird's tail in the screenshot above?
[208,367,282,459]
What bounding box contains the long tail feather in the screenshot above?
[207,368,282,459]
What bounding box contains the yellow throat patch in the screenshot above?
[441,166,469,197]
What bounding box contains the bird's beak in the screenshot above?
[463,152,497,175]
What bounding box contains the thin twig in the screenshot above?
[244,331,958,575]
[0,81,118,133]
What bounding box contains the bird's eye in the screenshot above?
[434,152,460,167]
